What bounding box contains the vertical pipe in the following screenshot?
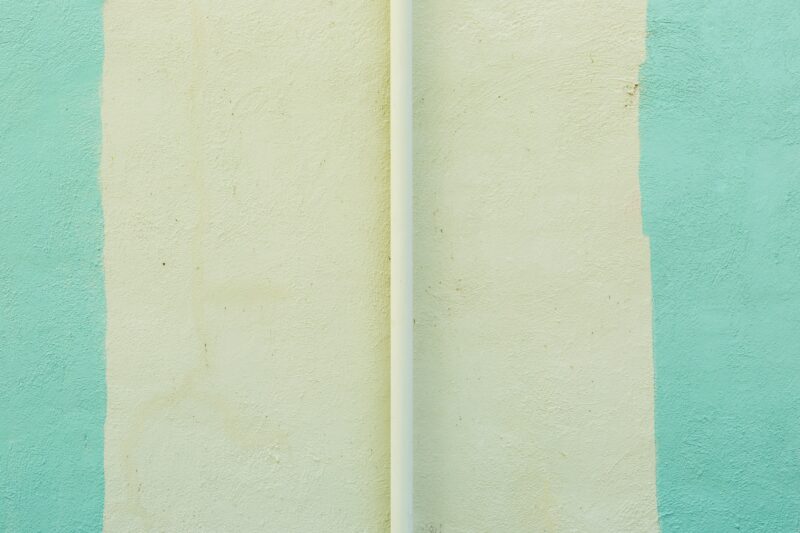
[390,0,413,531]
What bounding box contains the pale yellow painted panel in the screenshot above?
[102,2,389,531]
[414,2,658,531]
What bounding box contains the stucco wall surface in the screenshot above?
[1,2,106,532]
[102,1,389,531]
[414,1,658,531]
[8,1,800,532]
[641,1,800,531]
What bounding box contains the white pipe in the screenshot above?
[390,0,413,531]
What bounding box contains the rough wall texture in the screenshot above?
[0,2,106,531]
[641,2,800,531]
[413,1,658,531]
[102,1,389,531]
[5,1,800,532]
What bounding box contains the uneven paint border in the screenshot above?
[0,2,106,531]
[641,1,800,530]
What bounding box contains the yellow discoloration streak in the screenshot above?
[103,1,389,530]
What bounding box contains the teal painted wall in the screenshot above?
[641,2,800,531]
[0,1,106,531]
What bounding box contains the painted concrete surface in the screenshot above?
[413,1,658,531]
[7,2,800,531]
[101,1,389,530]
[641,2,800,531]
[0,2,106,531]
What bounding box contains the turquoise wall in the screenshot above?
[641,1,800,531]
[0,1,106,531]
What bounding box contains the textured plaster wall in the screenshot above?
[413,1,658,531]
[9,1,800,532]
[102,1,389,530]
[641,2,800,531]
[1,2,106,531]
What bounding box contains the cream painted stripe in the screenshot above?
[413,2,657,531]
[102,2,389,531]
